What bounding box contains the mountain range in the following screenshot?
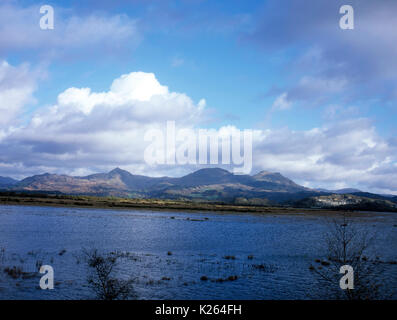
[1,168,396,209]
[1,168,309,201]
[315,188,362,194]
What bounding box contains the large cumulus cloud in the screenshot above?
[0,68,207,177]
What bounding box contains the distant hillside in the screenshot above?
[316,188,362,194]
[252,171,304,189]
[295,194,397,212]
[0,176,18,188]
[350,192,397,204]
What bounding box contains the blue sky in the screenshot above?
[0,0,396,194]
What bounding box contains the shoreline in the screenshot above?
[0,193,383,217]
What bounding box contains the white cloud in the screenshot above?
[36,71,205,128]
[0,60,42,129]
[271,92,291,110]
[0,70,207,177]
[0,3,140,58]
[323,105,359,120]
[250,119,397,194]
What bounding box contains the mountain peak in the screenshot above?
[255,170,272,175]
[109,168,130,175]
[252,170,301,188]
[177,168,234,187]
[192,168,231,175]
[253,170,282,178]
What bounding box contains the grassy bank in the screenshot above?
[0,191,348,215]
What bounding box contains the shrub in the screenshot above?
[83,249,135,300]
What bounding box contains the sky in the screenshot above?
[0,0,396,194]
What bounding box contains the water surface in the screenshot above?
[0,205,395,299]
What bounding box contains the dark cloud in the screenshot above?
[246,0,397,106]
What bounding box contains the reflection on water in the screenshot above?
[0,205,396,300]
